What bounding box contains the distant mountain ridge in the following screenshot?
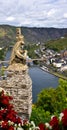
[22,27,67,43]
[0,25,67,47]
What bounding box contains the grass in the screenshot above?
[49,69,67,80]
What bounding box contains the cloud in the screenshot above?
[64,13,67,18]
[47,9,57,17]
[6,16,15,21]
[0,0,67,28]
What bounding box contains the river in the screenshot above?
[29,67,58,103]
[4,49,59,103]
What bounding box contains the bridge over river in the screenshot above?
[0,58,45,64]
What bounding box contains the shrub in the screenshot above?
[36,79,67,114]
[30,106,51,125]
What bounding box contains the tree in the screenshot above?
[30,106,51,125]
[36,79,67,114]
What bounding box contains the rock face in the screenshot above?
[0,69,32,119]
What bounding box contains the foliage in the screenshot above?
[0,25,16,48]
[0,49,5,60]
[36,88,56,113]
[25,43,39,59]
[0,66,5,76]
[0,47,8,60]
[36,79,67,114]
[38,108,67,130]
[25,43,41,64]
[30,107,67,130]
[30,106,51,125]
[0,28,6,37]
[45,37,67,52]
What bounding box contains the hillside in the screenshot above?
[0,25,16,47]
[22,27,67,43]
[0,25,67,47]
[45,37,67,52]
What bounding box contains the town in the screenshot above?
[34,42,67,78]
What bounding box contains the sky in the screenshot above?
[0,0,67,28]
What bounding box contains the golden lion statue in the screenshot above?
[9,40,27,65]
[7,28,28,71]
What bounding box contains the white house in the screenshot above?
[53,62,62,68]
[60,65,67,71]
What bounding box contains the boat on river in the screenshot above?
[40,66,49,72]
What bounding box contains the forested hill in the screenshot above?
[0,25,16,47]
[0,25,67,47]
[45,36,67,51]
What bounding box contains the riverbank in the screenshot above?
[50,71,67,80]
[40,66,67,80]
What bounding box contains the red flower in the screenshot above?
[62,109,67,126]
[7,104,14,110]
[49,116,59,130]
[0,91,13,107]
[0,115,2,120]
[16,117,22,124]
[23,119,28,125]
[8,126,14,130]
[6,112,16,122]
[0,89,22,129]
[62,109,67,114]
[1,94,9,107]
[1,98,9,106]
[8,96,13,100]
[2,121,8,129]
[38,123,47,130]
[0,109,7,120]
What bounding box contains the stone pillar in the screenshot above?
[0,69,32,119]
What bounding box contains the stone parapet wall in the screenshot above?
[0,69,32,119]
